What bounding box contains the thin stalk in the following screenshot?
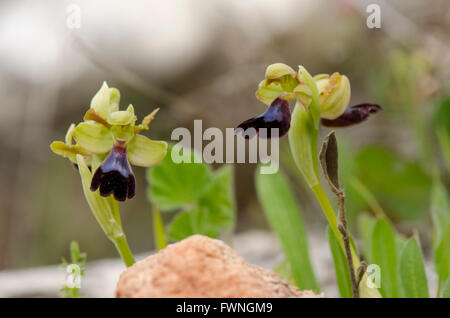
[311,184,360,267]
[336,190,359,298]
[113,235,135,267]
[152,204,167,251]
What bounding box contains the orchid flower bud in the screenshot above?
[90,82,120,120]
[314,72,351,120]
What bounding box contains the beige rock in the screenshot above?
[116,235,320,298]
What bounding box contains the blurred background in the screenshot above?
[0,0,449,291]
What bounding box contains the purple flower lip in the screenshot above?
[235,97,291,138]
[90,145,136,202]
[321,103,381,128]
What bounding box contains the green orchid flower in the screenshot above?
[51,82,168,201]
[237,63,382,297]
[50,82,168,267]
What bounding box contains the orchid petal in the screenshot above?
[127,134,168,167]
[236,97,291,138]
[321,103,381,127]
[74,121,113,154]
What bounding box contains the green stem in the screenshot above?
[113,235,135,267]
[152,204,167,250]
[311,183,360,267]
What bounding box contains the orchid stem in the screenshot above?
[336,189,359,298]
[113,235,135,267]
[311,183,360,267]
[152,204,167,251]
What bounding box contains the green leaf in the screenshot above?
[357,214,376,264]
[372,218,399,297]
[355,146,431,221]
[255,168,319,292]
[197,165,235,230]
[147,146,213,211]
[148,146,236,242]
[433,96,450,171]
[167,208,218,241]
[327,227,352,298]
[399,237,429,298]
[442,277,450,298]
[431,179,450,247]
[435,222,450,297]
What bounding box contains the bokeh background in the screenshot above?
[0,0,449,281]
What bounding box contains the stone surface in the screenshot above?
[116,235,319,298]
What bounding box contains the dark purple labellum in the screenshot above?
[321,103,381,128]
[90,145,136,202]
[235,97,291,138]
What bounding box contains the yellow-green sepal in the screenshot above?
[298,65,321,129]
[107,104,137,126]
[127,134,168,167]
[135,108,160,133]
[74,121,113,154]
[318,72,351,120]
[65,123,76,145]
[256,79,294,106]
[50,141,91,162]
[265,63,296,81]
[90,82,121,120]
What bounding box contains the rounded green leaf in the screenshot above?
[74,121,113,154]
[127,134,167,167]
[146,146,212,210]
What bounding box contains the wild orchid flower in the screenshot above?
[51,82,167,201]
[236,63,381,137]
[50,82,168,267]
[236,63,382,297]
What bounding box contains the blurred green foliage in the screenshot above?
[147,146,235,242]
[256,168,318,292]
